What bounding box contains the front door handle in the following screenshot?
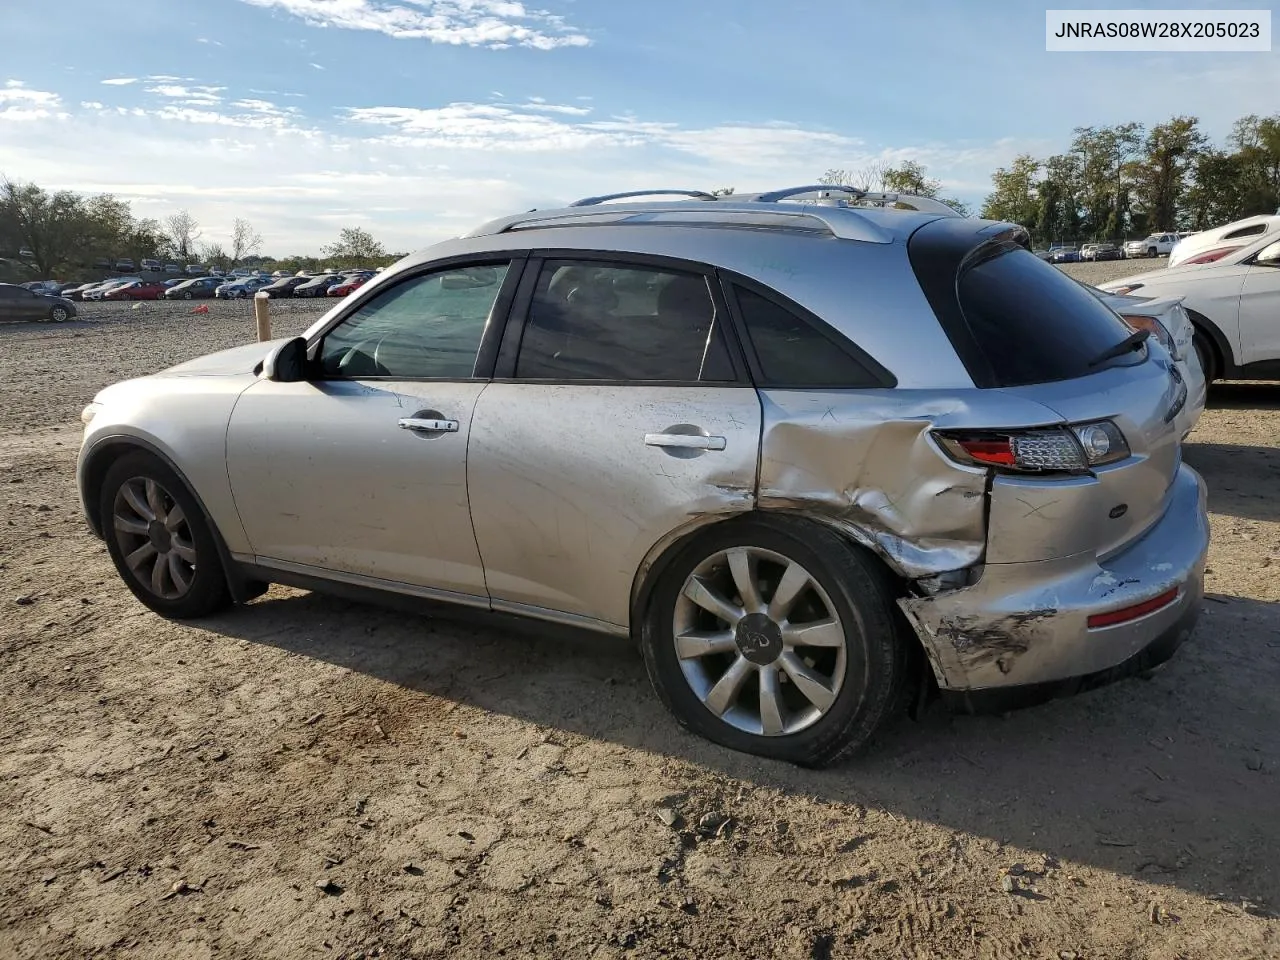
[644,433,726,451]
[398,417,459,433]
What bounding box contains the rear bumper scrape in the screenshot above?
[898,463,1208,692]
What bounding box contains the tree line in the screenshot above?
[0,177,400,280]
[981,113,1280,244]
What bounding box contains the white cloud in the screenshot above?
[1,82,1036,252]
[238,0,590,49]
[309,62,325,70]
[196,37,224,46]
[146,84,226,103]
[0,82,64,122]
[100,77,138,86]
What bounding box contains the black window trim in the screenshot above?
[491,248,752,387]
[306,251,530,383]
[716,270,898,390]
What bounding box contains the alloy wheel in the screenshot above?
[112,477,198,600]
[672,546,847,737]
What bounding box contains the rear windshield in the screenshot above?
[957,246,1137,387]
[908,220,1141,388]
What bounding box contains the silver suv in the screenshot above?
[77,186,1208,766]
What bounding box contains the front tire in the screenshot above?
[1194,333,1217,384]
[1148,247,1158,258]
[640,516,911,767]
[100,451,231,619]
[182,291,193,300]
[49,306,70,322]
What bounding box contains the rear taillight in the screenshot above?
[1120,313,1179,359]
[1182,246,1239,265]
[936,420,1130,474]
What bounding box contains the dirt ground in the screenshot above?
[2,273,1278,959]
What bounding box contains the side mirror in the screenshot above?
[1254,240,1280,266]
[262,336,309,382]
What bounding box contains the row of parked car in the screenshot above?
[1037,232,1192,263]
[20,268,381,304]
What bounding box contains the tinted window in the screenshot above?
[0,286,23,299]
[514,260,734,382]
[957,247,1137,387]
[734,286,883,387]
[320,263,509,379]
[1224,223,1267,240]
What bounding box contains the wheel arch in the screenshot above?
[628,510,914,641]
[82,437,263,602]
[1183,307,1235,380]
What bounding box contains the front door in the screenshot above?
[225,261,519,600]
[467,256,762,630]
[1237,240,1280,367]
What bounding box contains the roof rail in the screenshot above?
[463,203,899,243]
[570,189,717,207]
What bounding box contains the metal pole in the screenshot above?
[254,290,271,342]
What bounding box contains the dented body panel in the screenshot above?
[756,387,1060,578]
[901,463,1207,691]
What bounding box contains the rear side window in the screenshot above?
[732,285,887,387]
[514,260,735,382]
[956,246,1137,387]
[1223,223,1266,240]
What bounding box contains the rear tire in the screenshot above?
[639,516,911,767]
[100,451,231,619]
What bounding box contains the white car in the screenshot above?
[1091,289,1205,437]
[1168,215,1280,268]
[1100,233,1280,383]
[1123,233,1179,259]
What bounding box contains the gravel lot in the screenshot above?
[2,271,1278,959]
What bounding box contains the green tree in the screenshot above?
[1036,153,1084,243]
[1130,117,1206,231]
[981,154,1041,230]
[321,226,387,267]
[1070,123,1143,239]
[1184,149,1245,229]
[0,177,93,277]
[1229,114,1280,215]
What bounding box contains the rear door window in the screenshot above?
[513,260,735,382]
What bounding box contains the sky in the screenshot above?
[2,0,1277,255]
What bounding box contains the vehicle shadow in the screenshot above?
[1183,440,1280,523]
[1207,382,1280,411]
[203,587,1280,912]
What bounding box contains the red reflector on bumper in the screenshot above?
[1088,587,1180,629]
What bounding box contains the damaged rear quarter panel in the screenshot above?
[755,388,1064,578]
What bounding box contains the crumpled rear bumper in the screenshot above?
[899,463,1208,695]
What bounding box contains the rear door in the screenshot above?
[466,254,761,631]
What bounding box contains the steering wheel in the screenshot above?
[335,337,391,377]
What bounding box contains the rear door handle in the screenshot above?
[644,433,726,451]
[398,417,459,433]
